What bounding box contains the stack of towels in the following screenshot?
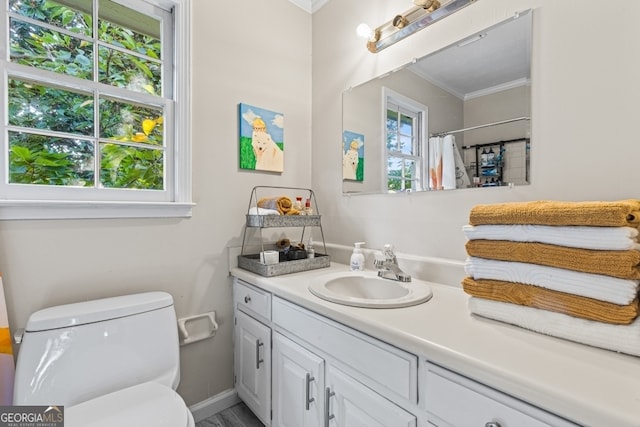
[462,200,640,357]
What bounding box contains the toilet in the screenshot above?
[13,292,195,427]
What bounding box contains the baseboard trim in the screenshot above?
[189,388,240,422]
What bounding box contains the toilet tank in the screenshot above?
[13,292,181,406]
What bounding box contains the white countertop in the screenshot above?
[231,263,640,427]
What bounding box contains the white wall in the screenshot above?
[312,0,640,262]
[0,0,312,406]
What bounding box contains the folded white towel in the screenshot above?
[468,297,640,357]
[248,207,280,215]
[465,257,639,305]
[462,224,640,251]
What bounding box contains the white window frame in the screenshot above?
[0,0,192,219]
[382,87,428,193]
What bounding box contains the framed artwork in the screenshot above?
[239,103,284,173]
[342,130,364,181]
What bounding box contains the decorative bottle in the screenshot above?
[480,148,488,166]
[487,147,495,165]
[304,198,313,215]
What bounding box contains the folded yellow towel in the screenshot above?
[465,240,640,279]
[469,199,640,227]
[462,277,639,325]
[257,196,300,215]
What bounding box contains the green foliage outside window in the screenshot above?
[7,0,165,190]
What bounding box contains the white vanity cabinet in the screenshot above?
[421,362,579,427]
[272,296,417,427]
[233,280,272,426]
[233,275,580,427]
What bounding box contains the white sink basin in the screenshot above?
[308,271,433,308]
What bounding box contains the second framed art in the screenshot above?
[239,103,284,173]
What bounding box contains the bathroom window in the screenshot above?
[0,0,192,219]
[384,88,427,192]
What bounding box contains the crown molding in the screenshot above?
[288,0,329,14]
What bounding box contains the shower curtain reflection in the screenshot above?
[428,135,457,190]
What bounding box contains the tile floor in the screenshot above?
[195,402,264,427]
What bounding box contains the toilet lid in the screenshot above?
[65,382,194,427]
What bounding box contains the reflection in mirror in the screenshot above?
[342,10,531,195]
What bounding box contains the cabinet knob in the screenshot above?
[244,295,251,304]
[485,423,501,427]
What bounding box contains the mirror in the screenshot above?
[342,10,531,195]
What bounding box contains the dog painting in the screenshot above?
[239,103,284,172]
[342,131,364,181]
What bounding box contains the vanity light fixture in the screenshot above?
[360,0,478,53]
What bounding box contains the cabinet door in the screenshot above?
[326,366,416,427]
[234,310,271,426]
[272,332,324,427]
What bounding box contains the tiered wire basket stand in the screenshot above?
[238,186,330,277]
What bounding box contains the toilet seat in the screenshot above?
[65,382,195,427]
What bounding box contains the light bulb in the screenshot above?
[356,23,373,40]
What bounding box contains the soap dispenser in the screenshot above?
[350,242,366,271]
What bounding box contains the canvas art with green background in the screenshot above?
[239,103,284,173]
[342,130,364,181]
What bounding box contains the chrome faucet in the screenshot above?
[374,244,411,282]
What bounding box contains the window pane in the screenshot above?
[404,159,416,179]
[399,135,413,155]
[99,98,164,146]
[9,131,94,186]
[10,19,93,79]
[9,0,92,36]
[9,78,94,136]
[98,46,161,94]
[387,177,401,191]
[387,156,401,174]
[97,0,162,94]
[98,12,161,59]
[387,132,398,151]
[400,114,413,135]
[386,110,398,151]
[100,143,163,190]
